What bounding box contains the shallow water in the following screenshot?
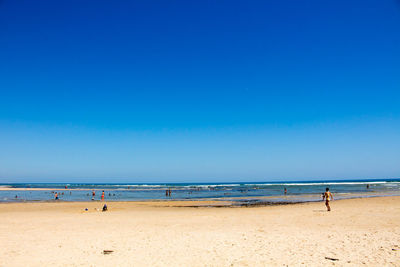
[1,179,399,203]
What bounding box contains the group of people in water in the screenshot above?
[53,190,107,201]
[53,191,68,200]
[165,189,172,197]
[90,190,105,201]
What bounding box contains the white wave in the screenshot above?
[179,184,242,188]
[244,181,399,186]
[105,184,167,187]
[106,181,400,188]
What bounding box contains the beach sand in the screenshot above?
[0,197,399,266]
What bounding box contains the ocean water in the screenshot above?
[1,179,399,204]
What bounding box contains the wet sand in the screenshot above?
[0,197,399,266]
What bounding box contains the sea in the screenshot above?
[1,179,399,205]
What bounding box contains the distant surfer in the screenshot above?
[322,188,333,211]
[366,184,370,189]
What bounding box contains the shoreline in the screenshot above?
[1,191,399,205]
[1,195,399,208]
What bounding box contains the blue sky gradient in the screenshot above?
[0,0,399,182]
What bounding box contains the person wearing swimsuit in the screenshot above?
[322,187,333,211]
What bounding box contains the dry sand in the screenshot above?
[0,197,399,267]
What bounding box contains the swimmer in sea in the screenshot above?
[322,187,333,211]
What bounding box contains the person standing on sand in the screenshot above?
[322,187,333,211]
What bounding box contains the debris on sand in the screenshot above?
[325,256,339,261]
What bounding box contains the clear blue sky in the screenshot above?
[0,0,399,183]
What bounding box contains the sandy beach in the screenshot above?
[0,197,399,267]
